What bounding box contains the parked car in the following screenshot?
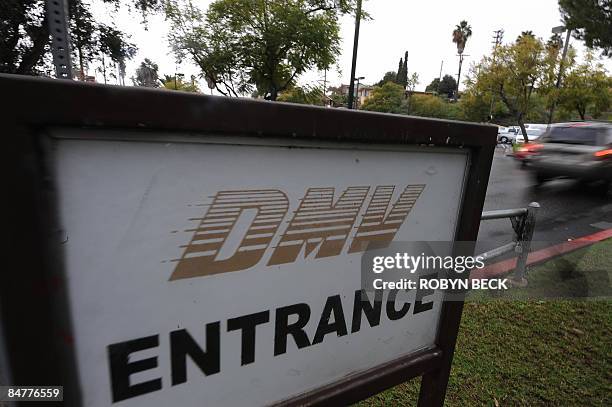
[514,129,544,144]
[497,126,520,144]
[526,122,612,190]
[524,123,548,132]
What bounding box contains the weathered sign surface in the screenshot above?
[53,131,467,406]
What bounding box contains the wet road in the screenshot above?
[475,145,612,255]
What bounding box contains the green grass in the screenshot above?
[358,240,612,406]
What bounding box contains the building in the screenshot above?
[331,83,375,108]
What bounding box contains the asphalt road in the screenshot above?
[475,145,612,255]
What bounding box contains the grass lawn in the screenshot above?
[359,240,612,406]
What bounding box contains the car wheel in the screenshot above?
[500,136,508,143]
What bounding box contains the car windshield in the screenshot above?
[542,126,604,146]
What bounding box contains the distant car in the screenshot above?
[497,126,520,144]
[526,122,612,190]
[524,123,548,132]
[514,129,544,144]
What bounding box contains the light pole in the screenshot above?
[548,25,572,125]
[347,0,363,109]
[354,76,365,109]
[46,0,72,79]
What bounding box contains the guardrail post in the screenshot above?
[510,202,540,287]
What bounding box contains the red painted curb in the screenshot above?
[471,228,612,280]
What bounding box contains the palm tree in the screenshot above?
[452,20,472,100]
[452,20,473,55]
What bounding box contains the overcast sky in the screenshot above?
[91,0,612,93]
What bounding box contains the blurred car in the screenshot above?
[513,130,545,165]
[526,122,612,190]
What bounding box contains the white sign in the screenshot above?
[51,130,469,406]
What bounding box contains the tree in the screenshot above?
[396,51,408,88]
[375,71,398,86]
[425,74,457,97]
[452,20,472,55]
[277,84,325,105]
[96,25,137,83]
[406,72,419,92]
[327,85,348,107]
[465,35,557,141]
[361,82,405,113]
[161,74,200,92]
[557,52,612,119]
[133,58,160,87]
[559,0,612,57]
[165,0,359,100]
[452,20,472,100]
[0,0,151,77]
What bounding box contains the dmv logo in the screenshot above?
[170,185,425,280]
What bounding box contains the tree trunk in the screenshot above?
[102,54,107,84]
[518,118,528,143]
[269,87,278,101]
[578,105,585,120]
[16,19,50,75]
[455,54,463,101]
[78,45,85,80]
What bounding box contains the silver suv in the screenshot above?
[528,122,612,191]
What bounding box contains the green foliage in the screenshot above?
[560,0,612,57]
[425,74,457,97]
[327,85,348,107]
[165,0,357,100]
[425,78,439,93]
[464,35,560,140]
[396,51,408,88]
[361,82,405,113]
[375,71,398,87]
[133,58,160,87]
[277,85,324,105]
[408,95,448,118]
[516,30,535,43]
[161,74,200,92]
[557,52,612,119]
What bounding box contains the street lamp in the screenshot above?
[354,76,365,109]
[548,25,572,124]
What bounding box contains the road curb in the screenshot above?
[471,228,612,280]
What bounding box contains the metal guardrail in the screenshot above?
[478,202,540,286]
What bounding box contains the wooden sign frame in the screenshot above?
[1,74,495,406]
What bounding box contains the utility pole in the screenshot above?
[548,27,572,125]
[347,0,362,109]
[323,68,327,97]
[437,60,443,94]
[46,0,72,79]
[488,29,504,120]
